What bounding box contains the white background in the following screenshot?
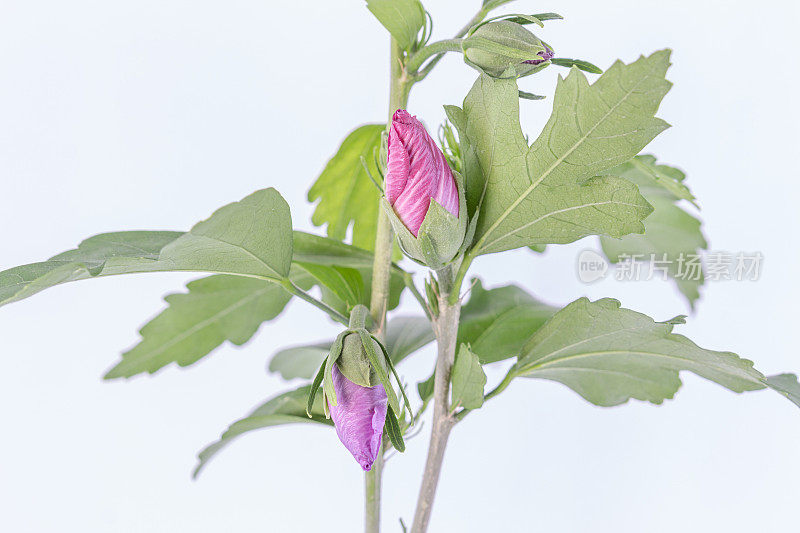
[1,1,799,531]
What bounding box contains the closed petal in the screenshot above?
[329,364,388,471]
[386,121,410,205]
[388,110,459,235]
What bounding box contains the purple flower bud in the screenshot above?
[523,44,554,65]
[386,110,459,237]
[329,364,388,471]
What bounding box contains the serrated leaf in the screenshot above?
[105,275,292,379]
[193,385,331,478]
[610,154,697,206]
[0,188,294,307]
[451,344,487,410]
[513,298,799,408]
[108,233,392,379]
[366,0,425,50]
[161,188,293,280]
[453,51,673,255]
[601,155,707,305]
[308,124,386,252]
[458,279,557,363]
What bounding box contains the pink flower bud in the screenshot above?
[329,364,388,471]
[386,110,459,237]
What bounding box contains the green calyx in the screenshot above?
[308,305,412,420]
[462,20,552,79]
[382,171,469,271]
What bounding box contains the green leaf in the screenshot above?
[458,279,557,364]
[292,262,405,318]
[467,14,545,35]
[193,385,331,478]
[106,232,391,380]
[0,188,294,307]
[450,344,487,410]
[105,275,292,379]
[482,0,516,10]
[269,316,433,381]
[518,90,546,101]
[293,262,364,310]
[453,51,673,255]
[0,231,183,307]
[366,0,425,51]
[600,155,707,306]
[417,372,435,402]
[513,298,799,408]
[550,57,603,74]
[308,124,386,253]
[764,374,800,408]
[269,343,331,380]
[611,154,697,206]
[160,188,293,280]
[523,12,563,22]
[385,316,435,364]
[307,357,328,417]
[384,408,406,452]
[292,231,377,269]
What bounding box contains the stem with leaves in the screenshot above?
[365,35,412,533]
[410,264,461,533]
[366,5,493,528]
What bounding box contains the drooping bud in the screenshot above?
[383,110,468,269]
[329,364,388,471]
[462,21,554,78]
[314,305,402,470]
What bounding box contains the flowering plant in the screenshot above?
[1,2,798,532]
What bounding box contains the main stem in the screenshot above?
[365,36,411,533]
[410,266,461,533]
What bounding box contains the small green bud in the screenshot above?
[462,21,554,78]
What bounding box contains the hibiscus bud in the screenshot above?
[337,331,386,387]
[382,110,468,269]
[329,364,388,471]
[463,21,554,78]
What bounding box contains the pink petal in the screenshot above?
[386,110,459,236]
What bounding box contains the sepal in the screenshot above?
[384,409,406,452]
[382,171,469,270]
[462,20,553,79]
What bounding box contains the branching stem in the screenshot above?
[409,265,461,533]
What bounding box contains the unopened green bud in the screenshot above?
[335,305,386,388]
[463,21,554,78]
